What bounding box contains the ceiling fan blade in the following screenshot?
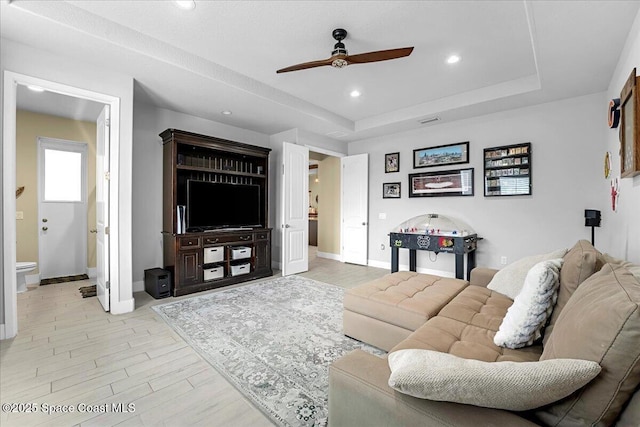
[345,47,414,64]
[276,57,335,73]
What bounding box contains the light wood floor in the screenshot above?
[0,248,387,426]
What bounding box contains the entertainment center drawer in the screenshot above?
[178,236,201,249]
[255,232,269,240]
[203,236,223,245]
[215,233,253,244]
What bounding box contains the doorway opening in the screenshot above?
[2,72,120,339]
[307,150,342,267]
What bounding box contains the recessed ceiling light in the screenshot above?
[446,55,461,64]
[27,85,45,92]
[350,90,361,98]
[175,1,196,10]
[221,110,232,115]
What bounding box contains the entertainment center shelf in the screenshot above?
[161,128,273,296]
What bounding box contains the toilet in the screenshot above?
[16,261,37,293]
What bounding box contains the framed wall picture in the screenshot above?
[620,68,640,178]
[408,168,474,197]
[385,152,400,173]
[413,141,469,169]
[383,182,401,198]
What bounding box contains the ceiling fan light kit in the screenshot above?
[277,28,414,74]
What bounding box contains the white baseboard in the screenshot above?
[0,324,5,341]
[87,268,97,279]
[317,251,341,261]
[133,280,145,293]
[367,259,453,278]
[366,259,388,269]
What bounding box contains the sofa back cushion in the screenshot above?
[542,240,603,346]
[534,263,640,426]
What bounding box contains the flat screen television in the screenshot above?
[187,180,261,230]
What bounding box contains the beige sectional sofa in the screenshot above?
[329,240,640,426]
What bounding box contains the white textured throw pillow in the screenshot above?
[494,259,563,349]
[487,248,568,299]
[387,349,601,411]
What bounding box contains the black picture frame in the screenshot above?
[408,168,474,198]
[385,152,400,173]
[383,182,401,198]
[413,141,469,169]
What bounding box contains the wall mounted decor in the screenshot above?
[385,152,400,173]
[483,143,532,197]
[408,168,474,198]
[608,98,621,128]
[413,141,469,169]
[383,182,401,198]
[619,68,639,178]
[604,151,612,178]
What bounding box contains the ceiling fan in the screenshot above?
[276,28,414,74]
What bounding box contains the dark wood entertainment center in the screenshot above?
[161,129,273,296]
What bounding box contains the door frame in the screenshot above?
[2,71,121,339]
[37,137,89,280]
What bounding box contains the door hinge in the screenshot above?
[105,171,111,180]
[105,118,110,127]
[106,280,110,290]
[282,164,285,175]
[105,226,110,235]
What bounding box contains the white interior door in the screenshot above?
[96,106,110,311]
[38,138,88,279]
[341,153,369,265]
[281,142,309,276]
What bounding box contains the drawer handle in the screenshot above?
[188,241,193,245]
[209,238,219,243]
[240,236,251,241]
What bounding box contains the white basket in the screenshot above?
[230,263,250,276]
[231,246,251,260]
[204,247,224,264]
[204,266,224,281]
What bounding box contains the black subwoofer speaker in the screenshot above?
[144,268,171,299]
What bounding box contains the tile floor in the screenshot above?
[0,248,387,426]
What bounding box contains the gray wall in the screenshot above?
[350,92,610,275]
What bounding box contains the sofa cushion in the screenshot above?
[387,349,600,411]
[343,271,468,331]
[494,259,563,349]
[487,248,568,299]
[534,263,640,426]
[542,239,603,346]
[392,286,543,363]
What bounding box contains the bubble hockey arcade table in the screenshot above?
[389,214,479,280]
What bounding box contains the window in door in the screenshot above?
[43,148,83,202]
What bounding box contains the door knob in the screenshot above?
[362,222,367,226]
[42,218,48,223]
[42,226,48,231]
[284,224,291,228]
[90,229,97,233]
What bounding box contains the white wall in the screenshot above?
[1,38,135,329]
[602,8,640,263]
[349,92,610,275]
[131,103,271,291]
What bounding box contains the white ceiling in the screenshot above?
[3,1,638,142]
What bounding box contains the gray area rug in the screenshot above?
[152,276,384,427]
